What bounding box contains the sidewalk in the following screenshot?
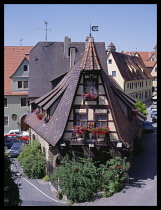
[12,158,67,205]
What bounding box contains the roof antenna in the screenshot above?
[17,38,23,46]
[36,21,52,45]
[89,22,92,37]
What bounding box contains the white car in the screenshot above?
[7,130,22,136]
[21,131,29,136]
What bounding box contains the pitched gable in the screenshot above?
[4,46,33,95]
[10,57,29,78]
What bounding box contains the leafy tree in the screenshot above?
[134,101,147,115]
[4,154,22,206]
[18,141,46,179]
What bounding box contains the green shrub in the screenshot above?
[98,150,130,195]
[134,101,147,115]
[50,155,99,203]
[50,151,131,203]
[43,175,50,182]
[18,141,46,179]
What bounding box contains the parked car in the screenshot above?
[151,101,157,109]
[4,138,20,149]
[4,134,17,138]
[9,143,23,158]
[21,131,29,136]
[150,108,157,117]
[7,130,22,136]
[20,136,29,141]
[152,113,157,122]
[143,121,153,133]
[4,133,29,141]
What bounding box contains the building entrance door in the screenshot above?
[21,115,29,131]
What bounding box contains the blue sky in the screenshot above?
[4,4,157,52]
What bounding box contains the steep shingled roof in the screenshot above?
[25,55,83,146]
[28,40,107,98]
[111,51,153,81]
[26,38,145,147]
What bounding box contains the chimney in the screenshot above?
[70,47,76,68]
[64,36,71,58]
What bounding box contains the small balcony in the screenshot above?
[65,132,110,146]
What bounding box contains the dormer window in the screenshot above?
[24,65,28,71]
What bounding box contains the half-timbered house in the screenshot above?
[25,36,145,172]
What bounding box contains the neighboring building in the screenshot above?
[107,49,153,102]
[4,46,33,134]
[26,36,145,174]
[107,42,116,52]
[125,44,157,94]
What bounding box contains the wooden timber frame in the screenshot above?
[58,70,122,160]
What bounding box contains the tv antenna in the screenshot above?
[36,21,52,45]
[17,38,23,46]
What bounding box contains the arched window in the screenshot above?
[24,65,28,71]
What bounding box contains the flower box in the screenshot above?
[72,126,87,140]
[36,113,45,120]
[42,116,49,123]
[82,92,97,101]
[90,127,110,135]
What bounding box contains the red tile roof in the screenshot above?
[124,51,157,68]
[108,42,115,47]
[4,46,33,95]
[80,37,102,70]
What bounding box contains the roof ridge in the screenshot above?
[80,37,102,70]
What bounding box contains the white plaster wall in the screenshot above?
[74,96,84,105]
[77,85,83,94]
[107,53,124,89]
[99,85,105,94]
[99,96,108,105]
[30,129,49,161]
[88,109,94,120]
[108,121,117,131]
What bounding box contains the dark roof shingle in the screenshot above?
[26,38,145,147]
[111,51,153,81]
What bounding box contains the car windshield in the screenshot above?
[144,121,152,126]
[11,146,21,150]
